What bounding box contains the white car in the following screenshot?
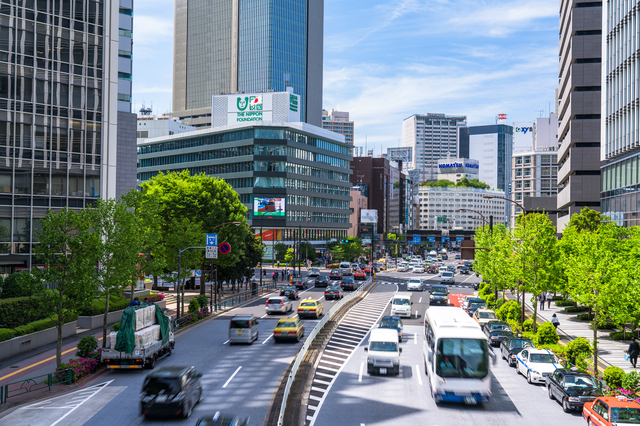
[398,263,410,272]
[407,278,423,291]
[265,296,293,314]
[308,268,320,277]
[516,348,559,384]
[412,266,424,273]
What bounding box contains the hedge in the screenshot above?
[565,306,587,313]
[77,295,130,316]
[576,313,594,321]
[0,313,79,343]
[551,296,565,301]
[0,296,47,328]
[591,322,616,330]
[610,331,638,340]
[555,300,575,307]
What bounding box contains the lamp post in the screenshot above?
[457,208,487,229]
[484,195,526,324]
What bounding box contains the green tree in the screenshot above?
[217,232,264,287]
[284,248,294,265]
[298,241,316,263]
[24,208,99,366]
[474,224,516,302]
[274,243,288,261]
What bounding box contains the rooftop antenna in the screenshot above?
[139,101,152,116]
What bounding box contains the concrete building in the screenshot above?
[401,113,467,182]
[322,109,354,144]
[137,121,353,246]
[556,0,602,231]
[348,187,367,237]
[137,115,196,144]
[600,0,640,226]
[0,0,127,270]
[513,122,535,154]
[417,186,507,231]
[350,157,390,235]
[535,113,559,151]
[511,150,560,227]
[171,0,323,128]
[437,157,480,183]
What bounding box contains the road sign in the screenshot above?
[206,246,218,259]
[456,236,464,241]
[412,235,421,244]
[206,234,218,246]
[428,237,435,242]
[219,242,231,255]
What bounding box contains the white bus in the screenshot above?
[423,307,495,404]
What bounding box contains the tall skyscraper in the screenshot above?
[322,109,353,144]
[601,0,640,227]
[401,113,467,182]
[0,0,129,271]
[172,0,323,128]
[556,0,602,231]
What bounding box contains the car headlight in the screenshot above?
[430,295,434,299]
[393,359,400,365]
[367,357,371,363]
[569,397,580,403]
[532,371,540,376]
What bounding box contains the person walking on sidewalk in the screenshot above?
[627,337,640,368]
[551,313,560,329]
[546,292,553,309]
[539,293,545,311]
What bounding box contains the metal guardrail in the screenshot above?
[1,369,72,404]
[276,280,370,426]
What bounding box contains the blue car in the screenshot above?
[378,316,404,342]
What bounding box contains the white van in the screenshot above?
[390,292,413,318]
[365,328,401,375]
[339,262,353,276]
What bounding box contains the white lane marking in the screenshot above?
[358,362,364,382]
[261,313,269,318]
[261,334,273,344]
[323,354,348,362]
[313,378,332,386]
[414,310,418,319]
[48,380,113,426]
[222,366,242,388]
[414,333,417,345]
[223,339,229,345]
[415,365,423,385]
[418,297,422,303]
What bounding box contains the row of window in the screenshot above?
[601,154,640,191]
[285,194,349,209]
[138,146,253,167]
[285,210,349,223]
[257,228,348,241]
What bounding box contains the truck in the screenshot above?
[101,303,175,370]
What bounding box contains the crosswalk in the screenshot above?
[304,291,392,426]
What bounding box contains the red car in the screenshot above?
[364,266,372,274]
[354,270,366,280]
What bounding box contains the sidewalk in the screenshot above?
[517,292,635,373]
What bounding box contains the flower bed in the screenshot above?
[55,350,105,383]
[145,293,165,303]
[174,308,211,330]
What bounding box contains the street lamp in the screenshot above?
[457,208,486,229]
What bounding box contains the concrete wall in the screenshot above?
[116,111,138,197]
[0,321,77,362]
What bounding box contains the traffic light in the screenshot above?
[341,239,349,243]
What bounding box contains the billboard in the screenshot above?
[513,121,534,153]
[254,197,286,217]
[361,209,378,224]
[212,90,301,127]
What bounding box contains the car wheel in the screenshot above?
[146,355,156,370]
[501,351,505,360]
[548,386,554,400]
[394,366,400,376]
[527,371,532,384]
[587,419,592,426]
[562,398,571,412]
[516,364,521,375]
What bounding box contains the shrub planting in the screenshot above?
[188,298,200,314]
[496,301,522,323]
[0,296,45,328]
[622,370,640,393]
[196,294,209,309]
[534,322,559,346]
[565,306,587,314]
[555,300,575,307]
[76,336,98,358]
[604,366,626,389]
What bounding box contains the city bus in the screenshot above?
[423,307,495,404]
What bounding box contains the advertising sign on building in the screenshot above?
[513,121,535,153]
[254,197,286,217]
[212,90,301,127]
[361,209,378,224]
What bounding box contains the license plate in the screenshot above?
[379,368,387,374]
[281,331,288,336]
[464,396,477,405]
[236,330,242,333]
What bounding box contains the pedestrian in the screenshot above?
[546,291,553,309]
[130,297,140,307]
[551,313,560,329]
[539,293,545,311]
[628,337,640,368]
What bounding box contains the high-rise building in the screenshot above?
[350,157,390,235]
[511,151,560,227]
[322,109,353,144]
[171,0,323,128]
[0,0,128,271]
[556,0,602,230]
[401,113,467,182]
[601,0,640,226]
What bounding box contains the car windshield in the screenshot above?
[479,312,497,319]
[564,375,596,388]
[442,272,453,277]
[300,302,316,307]
[610,408,640,423]
[510,340,533,349]
[380,319,400,328]
[143,377,181,395]
[436,338,489,379]
[393,298,410,305]
[469,301,486,308]
[278,322,297,328]
[529,353,557,363]
[432,289,447,295]
[491,324,511,332]
[370,341,398,352]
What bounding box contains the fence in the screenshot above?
[277,281,370,426]
[1,369,72,404]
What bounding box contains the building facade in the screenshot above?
[511,150,560,227]
[137,115,196,145]
[437,157,480,183]
[401,113,467,182]
[0,0,126,270]
[556,0,602,230]
[137,122,353,244]
[350,157,390,235]
[513,122,535,154]
[466,124,513,191]
[322,109,354,144]
[600,0,640,226]
[417,186,507,231]
[171,0,323,128]
[348,187,367,237]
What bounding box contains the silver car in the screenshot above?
[265,296,293,314]
[228,316,259,344]
[440,271,455,284]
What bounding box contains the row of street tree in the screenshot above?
[474,207,640,375]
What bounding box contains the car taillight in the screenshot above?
[274,331,281,335]
[280,301,284,305]
[266,301,269,307]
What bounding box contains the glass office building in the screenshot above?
[0,0,126,270]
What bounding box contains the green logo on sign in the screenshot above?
[237,97,248,111]
[289,94,298,112]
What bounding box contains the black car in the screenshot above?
[441,254,448,260]
[324,285,344,300]
[546,368,604,412]
[473,281,480,290]
[429,285,449,305]
[196,413,249,426]
[465,298,486,316]
[463,260,473,271]
[459,265,469,275]
[279,286,299,300]
[314,276,329,287]
[482,321,513,346]
[340,277,356,291]
[500,335,534,367]
[329,269,341,280]
[140,366,203,419]
[292,279,307,290]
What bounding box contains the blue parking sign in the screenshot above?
[206,234,218,246]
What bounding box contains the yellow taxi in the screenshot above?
[273,318,305,343]
[297,298,323,319]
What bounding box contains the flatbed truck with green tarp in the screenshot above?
[101,303,175,369]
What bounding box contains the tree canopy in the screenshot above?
[420,177,489,189]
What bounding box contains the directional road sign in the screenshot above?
[412,235,421,244]
[206,234,218,246]
[219,242,231,255]
[206,246,218,259]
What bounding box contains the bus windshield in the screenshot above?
[436,338,489,379]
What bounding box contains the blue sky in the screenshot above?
[132,0,560,153]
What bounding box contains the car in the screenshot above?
[547,368,603,413]
[329,269,342,280]
[140,366,203,419]
[429,285,449,305]
[455,254,461,259]
[441,254,448,260]
[195,413,249,426]
[314,275,329,287]
[472,309,498,325]
[440,271,455,284]
[292,278,307,290]
[446,265,455,273]
[482,321,512,346]
[398,263,410,272]
[516,348,559,384]
[464,260,473,270]
[461,295,474,310]
[583,396,640,425]
[273,317,305,343]
[406,278,423,291]
[351,262,359,270]
[378,316,404,342]
[473,281,480,290]
[297,298,323,319]
[412,265,424,273]
[426,265,438,274]
[364,266,372,273]
[500,335,534,367]
[279,286,299,300]
[308,268,320,277]
[339,262,353,276]
[228,316,260,344]
[340,277,356,291]
[465,298,487,316]
[265,296,293,315]
[459,265,470,274]
[324,285,344,300]
[354,270,366,280]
